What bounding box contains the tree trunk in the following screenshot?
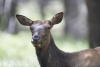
[37,0,49,19]
[86,0,100,48]
[64,0,88,40]
[5,0,18,34]
[0,0,5,30]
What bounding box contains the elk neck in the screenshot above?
[35,33,71,67]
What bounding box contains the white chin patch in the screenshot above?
[31,39,34,42]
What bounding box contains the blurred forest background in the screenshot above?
[0,0,100,67]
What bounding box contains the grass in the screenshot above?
[0,31,89,67]
[0,31,39,67]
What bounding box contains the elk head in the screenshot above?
[16,12,63,48]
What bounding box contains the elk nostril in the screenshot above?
[33,35,40,42]
[34,35,39,38]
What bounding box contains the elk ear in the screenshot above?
[51,12,63,25]
[16,15,33,26]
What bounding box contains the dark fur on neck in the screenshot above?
[35,35,71,67]
[34,34,100,67]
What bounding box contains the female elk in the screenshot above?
[16,12,100,67]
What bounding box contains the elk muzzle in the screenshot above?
[31,32,41,44]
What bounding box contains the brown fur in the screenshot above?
[16,12,100,67]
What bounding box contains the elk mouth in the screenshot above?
[31,39,40,44]
[31,39,42,47]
